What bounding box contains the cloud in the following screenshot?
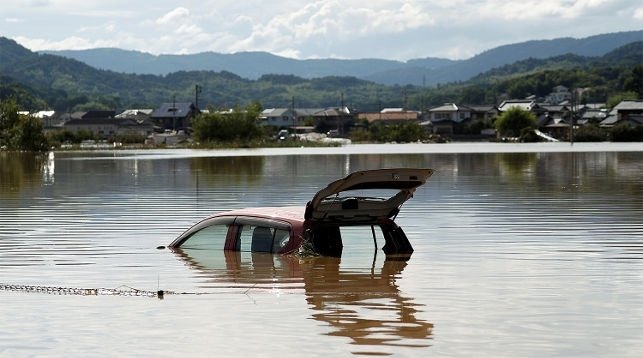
[23,0,51,7]
[634,6,643,19]
[14,35,118,51]
[470,0,630,21]
[156,7,191,25]
[228,0,435,57]
[4,0,642,60]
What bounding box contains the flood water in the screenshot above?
[1,142,642,357]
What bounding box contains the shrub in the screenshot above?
[611,124,643,142]
[573,124,608,142]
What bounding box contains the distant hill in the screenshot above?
[42,47,454,80]
[1,35,641,112]
[42,30,643,86]
[364,30,643,85]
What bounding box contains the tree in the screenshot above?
[623,65,643,98]
[0,98,49,151]
[607,91,639,109]
[192,103,264,143]
[495,107,537,138]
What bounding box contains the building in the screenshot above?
[497,99,538,112]
[150,102,199,131]
[312,107,354,135]
[545,85,572,104]
[259,108,323,128]
[116,109,153,121]
[427,103,473,135]
[63,117,155,139]
[600,100,643,128]
[356,109,421,125]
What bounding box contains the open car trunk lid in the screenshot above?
[304,168,434,224]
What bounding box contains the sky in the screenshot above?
[2,0,642,61]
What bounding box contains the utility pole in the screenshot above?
[195,85,202,110]
[338,92,344,134]
[172,95,176,131]
[291,96,295,134]
[570,88,575,145]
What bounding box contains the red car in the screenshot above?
[168,168,434,257]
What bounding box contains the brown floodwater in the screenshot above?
[1,143,642,356]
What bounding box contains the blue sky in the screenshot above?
[2,0,642,60]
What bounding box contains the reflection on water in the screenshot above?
[190,156,264,186]
[0,152,49,197]
[173,248,432,352]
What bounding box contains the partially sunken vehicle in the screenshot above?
[168,168,433,257]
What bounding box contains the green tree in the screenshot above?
[0,99,48,151]
[574,124,608,142]
[611,123,643,142]
[192,104,264,143]
[623,65,643,98]
[495,107,537,138]
[606,91,638,109]
[0,99,20,144]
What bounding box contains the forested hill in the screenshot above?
[42,30,643,86]
[1,36,641,112]
[41,47,454,82]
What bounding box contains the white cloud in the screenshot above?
[156,7,191,25]
[470,0,630,21]
[14,35,118,51]
[3,0,642,59]
[634,6,643,20]
[228,1,436,57]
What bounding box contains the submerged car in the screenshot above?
[168,168,434,257]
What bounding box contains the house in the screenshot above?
[468,105,498,122]
[356,109,421,125]
[312,107,354,135]
[150,102,199,131]
[537,113,571,140]
[259,108,323,128]
[64,117,155,139]
[577,106,608,125]
[600,100,643,128]
[545,85,572,104]
[427,103,473,135]
[116,109,153,121]
[497,99,538,112]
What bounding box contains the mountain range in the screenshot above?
[43,30,643,86]
[1,31,641,112]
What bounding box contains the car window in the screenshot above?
[238,225,275,253]
[180,223,229,250]
[272,229,290,253]
[235,226,291,253]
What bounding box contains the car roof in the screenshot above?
[213,206,306,224]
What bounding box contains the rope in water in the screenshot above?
[0,283,169,298]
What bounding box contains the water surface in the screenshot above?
[1,143,642,356]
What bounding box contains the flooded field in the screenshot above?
[1,143,642,356]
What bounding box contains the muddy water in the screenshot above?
[1,143,642,357]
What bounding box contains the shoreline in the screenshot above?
[53,142,643,160]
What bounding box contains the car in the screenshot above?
[168,168,434,257]
[275,129,290,140]
[326,129,340,138]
